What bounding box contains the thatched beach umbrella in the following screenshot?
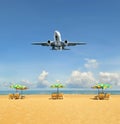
[50,83,64,95]
[98,83,111,93]
[10,84,28,94]
[91,85,101,94]
[18,85,28,95]
[92,83,111,94]
[10,84,22,93]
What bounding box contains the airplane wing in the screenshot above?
[67,42,87,46]
[32,42,49,46]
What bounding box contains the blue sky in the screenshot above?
[0,0,120,89]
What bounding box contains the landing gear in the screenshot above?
[52,46,55,50]
[52,46,64,50]
[59,46,63,50]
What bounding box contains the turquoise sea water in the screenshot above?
[0,89,120,95]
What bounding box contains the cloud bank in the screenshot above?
[99,72,120,86]
[66,70,95,88]
[36,70,49,88]
[1,59,120,89]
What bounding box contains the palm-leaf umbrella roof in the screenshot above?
[10,84,28,89]
[50,83,64,95]
[92,83,112,94]
[51,83,64,88]
[97,83,111,89]
[10,84,28,94]
[92,83,111,89]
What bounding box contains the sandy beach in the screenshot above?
[0,94,120,124]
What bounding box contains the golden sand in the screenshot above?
[0,94,120,124]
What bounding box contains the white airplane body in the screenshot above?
[32,30,86,50]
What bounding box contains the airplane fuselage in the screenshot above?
[53,31,63,50]
[32,30,86,50]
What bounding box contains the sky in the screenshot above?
[0,0,120,89]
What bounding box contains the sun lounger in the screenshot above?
[9,93,25,99]
[9,94,14,99]
[98,93,105,100]
[51,93,63,99]
[14,93,20,99]
[94,93,110,100]
[58,93,63,99]
[104,93,110,100]
[94,93,105,100]
[51,94,57,99]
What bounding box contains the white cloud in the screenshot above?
[1,82,11,87]
[99,72,120,86]
[37,70,49,88]
[66,70,95,88]
[20,80,33,87]
[66,70,120,88]
[0,81,15,90]
[38,70,48,81]
[84,58,99,69]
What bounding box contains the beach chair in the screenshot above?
[98,93,105,100]
[14,93,20,99]
[51,93,57,99]
[58,93,63,99]
[104,93,110,100]
[9,94,14,99]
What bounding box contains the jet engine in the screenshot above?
[47,40,51,45]
[64,40,68,46]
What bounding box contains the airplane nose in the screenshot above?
[54,30,61,41]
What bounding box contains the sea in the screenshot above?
[0,88,120,95]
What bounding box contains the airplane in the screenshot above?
[32,30,86,50]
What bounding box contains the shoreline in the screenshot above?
[1,93,120,96]
[1,93,120,98]
[0,89,120,95]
